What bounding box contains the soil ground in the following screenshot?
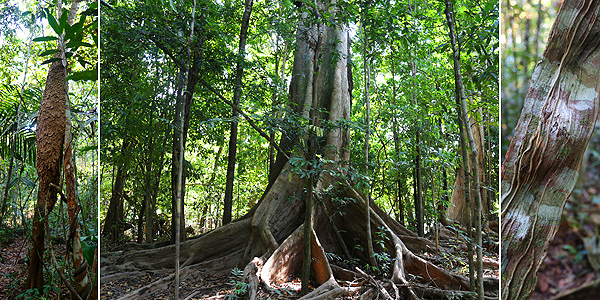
[100,225,499,299]
[0,231,71,299]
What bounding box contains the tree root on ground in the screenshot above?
[101,165,498,299]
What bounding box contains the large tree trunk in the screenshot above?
[101,1,497,299]
[502,1,600,299]
[102,138,130,243]
[27,60,66,290]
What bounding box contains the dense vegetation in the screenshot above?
[93,0,499,298]
[100,0,498,244]
[0,0,97,298]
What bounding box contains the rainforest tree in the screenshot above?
[100,0,499,298]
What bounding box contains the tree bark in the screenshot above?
[224,0,253,225]
[502,1,600,299]
[102,138,130,243]
[27,58,66,290]
[444,1,484,297]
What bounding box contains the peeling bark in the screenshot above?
[501,1,600,299]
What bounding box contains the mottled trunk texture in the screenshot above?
[502,1,600,299]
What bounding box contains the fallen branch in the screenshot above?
[355,267,394,300]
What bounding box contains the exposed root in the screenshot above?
[298,277,358,300]
[355,267,394,300]
[242,257,264,300]
[101,167,498,299]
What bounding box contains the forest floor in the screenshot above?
[531,142,600,300]
[100,225,499,299]
[0,229,71,299]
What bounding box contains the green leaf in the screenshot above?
[78,58,89,68]
[33,36,58,42]
[41,57,63,65]
[38,49,60,57]
[80,240,97,267]
[82,1,98,16]
[45,9,61,35]
[21,177,36,188]
[58,8,69,31]
[78,145,97,153]
[67,69,97,81]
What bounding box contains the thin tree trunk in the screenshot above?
[444,1,484,298]
[0,134,16,225]
[137,198,145,243]
[389,46,403,226]
[144,110,156,242]
[301,135,315,295]
[414,132,424,237]
[175,1,196,298]
[502,1,600,299]
[224,0,254,225]
[361,3,377,269]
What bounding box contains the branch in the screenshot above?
[149,36,185,70]
[199,79,290,161]
[100,0,115,10]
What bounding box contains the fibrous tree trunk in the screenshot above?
[27,58,66,291]
[101,1,496,299]
[223,0,253,225]
[502,1,600,299]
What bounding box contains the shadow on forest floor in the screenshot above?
[100,226,499,299]
[0,230,71,299]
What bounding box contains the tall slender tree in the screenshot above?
[224,0,254,225]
